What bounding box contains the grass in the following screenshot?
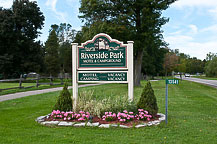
[0,78,73,96]
[0,83,36,89]
[192,76,217,80]
[0,83,67,96]
[0,80,216,143]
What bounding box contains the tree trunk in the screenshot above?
[134,51,144,86]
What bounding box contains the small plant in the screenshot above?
[137,81,158,116]
[135,109,152,121]
[76,111,90,122]
[117,110,134,122]
[53,82,73,111]
[102,112,116,121]
[51,110,90,122]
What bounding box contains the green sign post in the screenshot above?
[165,79,179,124]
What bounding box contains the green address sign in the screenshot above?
[166,79,179,84]
[78,72,127,82]
[78,36,127,68]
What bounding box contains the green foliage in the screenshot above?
[163,49,206,75]
[49,23,75,74]
[78,0,176,86]
[137,81,158,116]
[44,30,60,76]
[76,90,137,117]
[205,57,217,77]
[53,83,73,111]
[0,0,45,78]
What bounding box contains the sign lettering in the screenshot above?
[78,72,127,82]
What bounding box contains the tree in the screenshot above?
[205,57,217,77]
[163,50,179,76]
[44,30,60,76]
[206,52,217,61]
[51,23,76,43]
[50,23,75,74]
[79,0,176,86]
[137,81,158,116]
[186,57,204,74]
[0,0,44,78]
[142,46,168,78]
[53,83,73,111]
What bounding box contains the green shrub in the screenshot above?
[53,83,73,111]
[137,81,158,116]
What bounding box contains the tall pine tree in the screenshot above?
[44,30,60,76]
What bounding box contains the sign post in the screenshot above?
[72,33,134,110]
[165,79,179,124]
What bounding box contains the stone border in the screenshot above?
[35,113,165,128]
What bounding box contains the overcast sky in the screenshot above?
[1,0,217,60]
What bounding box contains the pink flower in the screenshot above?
[86,112,90,115]
[68,117,71,120]
[64,117,66,120]
[144,111,148,114]
[64,113,68,117]
[78,118,85,121]
[123,113,127,117]
[105,112,108,115]
[129,112,133,114]
[79,111,84,114]
[147,118,150,121]
[138,109,143,112]
[123,110,128,113]
[113,113,116,117]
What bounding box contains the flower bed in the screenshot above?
[41,109,164,127]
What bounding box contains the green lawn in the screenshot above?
[192,76,217,80]
[0,83,67,96]
[0,83,36,89]
[0,80,216,144]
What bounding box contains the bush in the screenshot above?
[53,83,73,111]
[76,90,137,117]
[137,81,158,116]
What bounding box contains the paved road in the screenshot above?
[0,84,102,102]
[176,76,217,89]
